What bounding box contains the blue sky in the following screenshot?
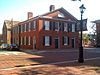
[0,0,100,34]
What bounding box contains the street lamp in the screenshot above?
[78,4,86,63]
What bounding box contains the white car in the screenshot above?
[0,44,9,50]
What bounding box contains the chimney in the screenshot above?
[27,12,33,19]
[50,5,55,12]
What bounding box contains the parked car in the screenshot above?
[0,44,9,50]
[8,44,19,51]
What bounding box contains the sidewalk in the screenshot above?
[20,48,78,54]
[0,58,100,75]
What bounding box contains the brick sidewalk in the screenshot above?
[0,49,77,69]
[0,52,42,69]
[0,58,100,75]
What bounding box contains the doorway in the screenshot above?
[55,38,59,48]
[72,38,75,48]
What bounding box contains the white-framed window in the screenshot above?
[64,36,68,45]
[21,25,23,33]
[25,24,26,32]
[28,36,31,45]
[21,37,23,45]
[64,23,68,32]
[72,24,75,32]
[44,21,50,30]
[29,22,31,31]
[45,36,50,46]
[18,26,19,33]
[24,36,26,45]
[55,22,59,31]
[33,21,36,30]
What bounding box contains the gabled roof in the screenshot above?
[92,20,100,24]
[41,7,77,21]
[4,20,19,29]
[20,7,78,24]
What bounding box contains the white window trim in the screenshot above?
[28,36,31,45]
[24,36,26,45]
[44,21,50,30]
[55,22,59,31]
[64,23,68,32]
[29,22,31,31]
[25,24,26,32]
[21,25,23,33]
[64,36,68,45]
[72,24,75,32]
[45,36,50,46]
[33,21,36,30]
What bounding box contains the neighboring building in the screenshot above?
[12,5,79,50]
[2,20,19,44]
[0,34,3,44]
[92,20,100,47]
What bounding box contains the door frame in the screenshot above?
[55,37,60,48]
[72,38,75,48]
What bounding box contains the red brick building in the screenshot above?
[12,5,79,50]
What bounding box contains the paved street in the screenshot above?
[28,48,100,64]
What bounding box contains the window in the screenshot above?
[43,36,52,46]
[26,23,29,31]
[26,37,28,45]
[33,21,36,30]
[44,21,50,30]
[64,23,68,32]
[72,24,75,32]
[31,21,36,30]
[25,24,26,32]
[62,22,64,31]
[55,22,59,31]
[18,26,19,33]
[24,36,26,45]
[28,36,31,45]
[29,22,31,31]
[21,25,23,33]
[45,36,50,46]
[63,36,68,45]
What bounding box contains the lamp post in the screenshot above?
[78,4,86,63]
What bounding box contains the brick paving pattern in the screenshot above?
[0,52,42,69]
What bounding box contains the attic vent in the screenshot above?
[58,12,65,17]
[50,5,55,12]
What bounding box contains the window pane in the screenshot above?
[64,23,68,32]
[55,22,59,31]
[45,36,50,46]
[25,24,26,32]
[72,24,75,32]
[44,21,50,30]
[29,22,31,31]
[28,36,31,45]
[24,36,26,45]
[64,36,68,45]
[33,21,36,30]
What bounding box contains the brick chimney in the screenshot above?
[50,5,55,12]
[27,12,33,19]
